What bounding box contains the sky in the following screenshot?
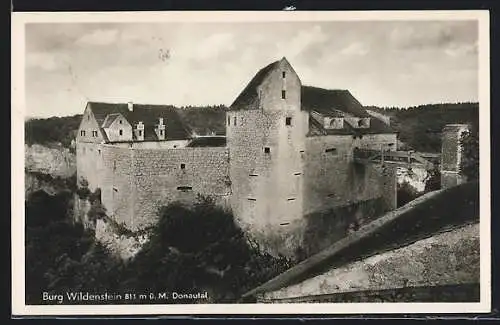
[25,20,479,118]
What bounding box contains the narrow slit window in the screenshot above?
[282,71,286,78]
[294,172,301,176]
[177,186,192,191]
[264,147,270,154]
[286,117,292,126]
[234,116,237,126]
[249,174,258,177]
[280,222,290,226]
[119,129,123,136]
[281,90,286,99]
[228,116,231,126]
[325,148,337,154]
[138,130,142,136]
[247,198,256,201]
[160,130,163,135]
[287,198,296,201]
[98,149,101,155]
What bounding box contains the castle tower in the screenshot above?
[227,57,309,257]
[441,124,469,189]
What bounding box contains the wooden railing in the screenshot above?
[353,148,440,170]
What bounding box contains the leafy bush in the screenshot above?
[122,197,292,302]
[397,181,421,207]
[460,129,479,181]
[26,192,292,304]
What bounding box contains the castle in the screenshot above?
[76,57,452,258]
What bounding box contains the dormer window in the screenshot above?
[282,90,286,99]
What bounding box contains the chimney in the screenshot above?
[127,101,133,111]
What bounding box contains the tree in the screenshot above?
[122,196,292,302]
[460,130,479,181]
[397,181,420,207]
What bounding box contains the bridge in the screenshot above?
[353,148,441,171]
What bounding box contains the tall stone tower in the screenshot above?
[441,124,470,189]
[227,57,309,256]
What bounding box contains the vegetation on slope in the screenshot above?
[25,193,291,304]
[25,115,82,148]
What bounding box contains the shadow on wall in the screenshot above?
[299,197,389,260]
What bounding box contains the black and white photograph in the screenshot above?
[12,11,490,315]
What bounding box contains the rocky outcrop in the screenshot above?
[397,167,428,192]
[25,144,76,178]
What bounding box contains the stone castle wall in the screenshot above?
[303,134,397,215]
[78,143,230,231]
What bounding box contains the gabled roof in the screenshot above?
[101,113,123,128]
[301,86,370,118]
[87,102,193,142]
[230,60,280,110]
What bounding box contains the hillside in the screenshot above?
[365,102,479,153]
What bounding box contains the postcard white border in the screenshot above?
[12,10,491,316]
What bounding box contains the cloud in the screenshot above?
[193,33,236,60]
[26,52,62,71]
[339,42,369,56]
[445,42,478,57]
[277,25,328,59]
[389,24,458,50]
[75,29,119,46]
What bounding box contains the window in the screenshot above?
[264,147,270,154]
[160,130,163,136]
[325,148,337,154]
[177,186,192,191]
[287,198,296,201]
[80,130,86,136]
[87,115,90,120]
[119,130,123,136]
[98,149,101,155]
[113,187,118,192]
[138,130,142,136]
[282,71,286,78]
[282,90,286,99]
[234,116,237,126]
[119,120,122,124]
[92,131,98,137]
[173,145,178,148]
[228,116,230,126]
[180,163,185,169]
[247,198,256,201]
[286,117,292,126]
